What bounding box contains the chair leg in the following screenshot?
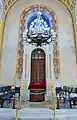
[69,100,72,108]
[1,100,4,108]
[56,97,60,109]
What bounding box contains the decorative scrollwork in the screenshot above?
[53,41,60,79]
[3,0,19,15]
[3,0,76,20]
[21,5,57,46]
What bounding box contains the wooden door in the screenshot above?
[29,49,46,102]
[31,59,45,83]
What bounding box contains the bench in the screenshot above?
[0,86,15,108]
[61,86,77,108]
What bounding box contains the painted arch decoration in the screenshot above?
[3,0,76,20]
[15,5,60,79]
[21,5,57,46]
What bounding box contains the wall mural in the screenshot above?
[15,5,60,80]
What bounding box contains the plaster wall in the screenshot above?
[1,0,76,87]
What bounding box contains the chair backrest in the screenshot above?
[56,87,61,93]
[0,86,11,93]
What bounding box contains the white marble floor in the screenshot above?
[18,108,77,120]
[0,108,77,120]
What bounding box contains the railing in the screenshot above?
[0,86,58,120]
[2,86,77,119]
[15,87,57,120]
